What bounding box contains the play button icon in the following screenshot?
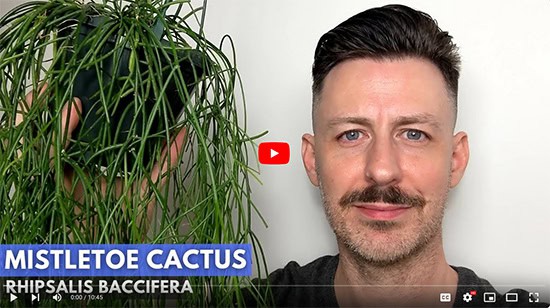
[259,142,290,165]
[10,294,17,302]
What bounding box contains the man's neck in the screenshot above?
[334,235,458,307]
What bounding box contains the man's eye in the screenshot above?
[403,129,426,141]
[341,130,362,141]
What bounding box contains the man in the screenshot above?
[248,4,548,307]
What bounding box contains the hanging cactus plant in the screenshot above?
[0,0,271,306]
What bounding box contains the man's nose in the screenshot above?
[364,137,402,186]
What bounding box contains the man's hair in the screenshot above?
[312,4,461,114]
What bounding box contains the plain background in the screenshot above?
[2,0,549,298]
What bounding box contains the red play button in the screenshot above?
[259,142,290,165]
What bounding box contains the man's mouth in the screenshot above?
[353,203,413,220]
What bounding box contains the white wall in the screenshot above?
[2,0,549,297]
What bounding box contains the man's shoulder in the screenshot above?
[244,255,339,307]
[452,265,548,307]
[268,254,338,286]
[244,261,548,307]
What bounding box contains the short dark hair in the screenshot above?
[312,4,461,114]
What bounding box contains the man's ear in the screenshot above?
[450,131,469,188]
[301,133,319,187]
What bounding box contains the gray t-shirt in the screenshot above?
[245,255,547,307]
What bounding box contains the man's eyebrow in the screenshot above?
[326,113,442,129]
[327,117,373,127]
[393,113,442,129]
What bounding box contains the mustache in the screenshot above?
[339,185,426,208]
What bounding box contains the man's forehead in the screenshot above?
[313,57,455,129]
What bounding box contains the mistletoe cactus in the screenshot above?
[0,0,270,306]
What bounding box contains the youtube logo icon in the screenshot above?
[259,142,290,165]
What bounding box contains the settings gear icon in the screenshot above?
[463,292,473,303]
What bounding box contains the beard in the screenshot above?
[319,177,449,267]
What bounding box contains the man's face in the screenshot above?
[302,57,469,265]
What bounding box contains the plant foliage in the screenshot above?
[0,0,270,306]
